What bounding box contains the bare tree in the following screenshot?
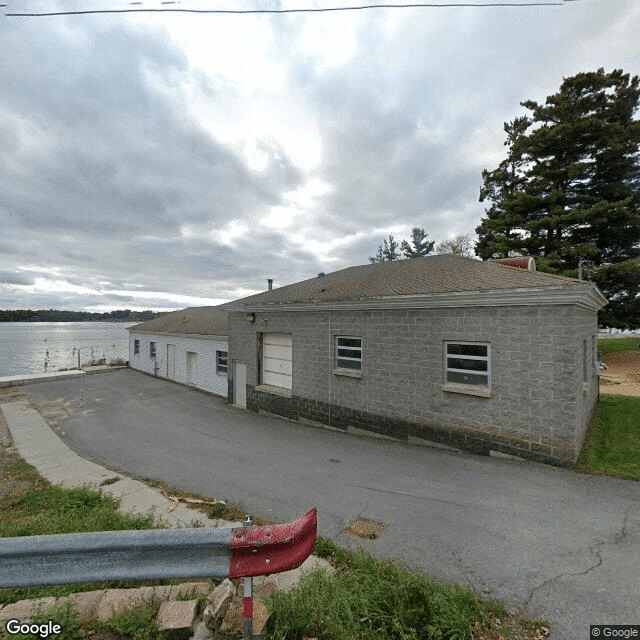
[435,233,475,257]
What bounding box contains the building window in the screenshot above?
[149,342,156,358]
[336,337,362,372]
[133,339,139,355]
[216,350,228,374]
[444,342,490,388]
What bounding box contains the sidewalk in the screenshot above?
[0,398,235,529]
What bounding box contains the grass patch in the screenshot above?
[0,464,164,605]
[577,394,640,480]
[0,484,156,538]
[175,589,208,613]
[2,601,85,640]
[0,599,165,640]
[597,337,639,355]
[266,546,508,640]
[99,602,164,640]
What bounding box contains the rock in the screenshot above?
[65,591,107,620]
[202,579,235,630]
[219,596,243,635]
[190,620,212,640]
[252,598,270,635]
[0,599,38,624]
[172,582,210,599]
[253,554,335,594]
[153,585,174,601]
[156,600,197,640]
[96,588,153,623]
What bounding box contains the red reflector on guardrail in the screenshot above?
[229,508,317,579]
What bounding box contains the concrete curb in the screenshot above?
[0,367,128,389]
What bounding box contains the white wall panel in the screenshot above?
[129,332,227,397]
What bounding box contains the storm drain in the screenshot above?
[346,518,388,539]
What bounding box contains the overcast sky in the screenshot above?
[1,0,638,311]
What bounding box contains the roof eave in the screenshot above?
[224,285,608,313]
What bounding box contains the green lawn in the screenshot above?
[577,394,640,480]
[597,336,639,355]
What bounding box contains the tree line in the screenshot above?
[0,309,163,323]
[369,68,640,327]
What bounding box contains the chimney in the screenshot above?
[267,278,273,291]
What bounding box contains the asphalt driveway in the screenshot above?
[17,370,640,639]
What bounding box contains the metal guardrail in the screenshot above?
[0,509,317,589]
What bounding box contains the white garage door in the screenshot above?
[262,333,292,389]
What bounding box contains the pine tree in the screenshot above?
[476,69,640,272]
[401,227,435,258]
[369,235,401,263]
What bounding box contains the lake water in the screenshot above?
[0,322,136,377]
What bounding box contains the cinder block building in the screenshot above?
[224,255,607,466]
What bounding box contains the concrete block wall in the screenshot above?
[228,304,597,465]
[573,307,599,459]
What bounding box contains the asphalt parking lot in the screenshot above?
[9,369,640,639]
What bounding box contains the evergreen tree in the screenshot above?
[401,227,435,258]
[369,235,401,263]
[476,68,640,271]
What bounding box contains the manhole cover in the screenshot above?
[346,518,388,539]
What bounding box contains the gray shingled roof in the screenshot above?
[225,254,594,308]
[127,305,228,335]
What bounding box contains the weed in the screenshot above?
[175,589,208,612]
[99,603,164,640]
[265,551,503,640]
[208,502,226,518]
[313,536,353,569]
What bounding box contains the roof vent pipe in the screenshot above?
[267,278,273,291]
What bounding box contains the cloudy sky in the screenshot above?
[1,0,638,311]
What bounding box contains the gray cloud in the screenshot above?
[1,1,639,310]
[0,271,35,286]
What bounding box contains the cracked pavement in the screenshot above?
[11,370,640,639]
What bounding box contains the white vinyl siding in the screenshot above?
[262,333,292,389]
[336,337,362,372]
[129,332,228,397]
[444,342,490,389]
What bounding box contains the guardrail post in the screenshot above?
[243,515,253,639]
